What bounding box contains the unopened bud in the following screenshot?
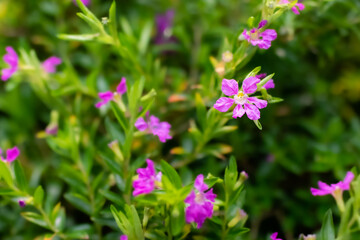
[101,17,109,25]
[222,51,233,63]
[228,209,248,228]
[108,140,124,162]
[215,62,225,76]
[300,234,316,240]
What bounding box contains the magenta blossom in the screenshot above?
[135,112,172,142]
[155,10,177,45]
[0,146,20,162]
[132,159,162,196]
[311,171,354,197]
[242,20,277,49]
[120,235,128,240]
[1,46,18,81]
[42,56,62,73]
[73,0,90,6]
[256,73,275,90]
[270,232,283,240]
[95,77,127,108]
[214,78,268,120]
[185,174,217,229]
[18,200,26,208]
[279,0,305,15]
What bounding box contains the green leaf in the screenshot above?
[268,97,284,104]
[21,212,48,229]
[320,209,335,240]
[225,156,238,193]
[244,66,261,79]
[338,198,353,236]
[111,102,128,132]
[14,161,27,192]
[160,160,182,189]
[34,186,44,207]
[57,33,99,41]
[171,203,185,236]
[195,93,207,130]
[138,20,153,55]
[109,1,119,45]
[0,160,13,186]
[257,73,275,88]
[64,193,91,215]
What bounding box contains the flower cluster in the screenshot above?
[132,159,162,196]
[95,77,127,108]
[214,78,268,120]
[242,20,277,49]
[185,174,217,228]
[135,112,172,142]
[0,146,20,163]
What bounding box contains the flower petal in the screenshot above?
[116,77,127,95]
[261,29,277,41]
[221,79,238,96]
[214,97,234,112]
[232,104,245,119]
[194,174,208,192]
[257,20,267,29]
[244,103,261,120]
[247,97,268,109]
[42,56,62,73]
[6,146,20,162]
[263,79,275,89]
[242,76,260,94]
[135,117,148,131]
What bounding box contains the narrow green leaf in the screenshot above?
[109,1,119,44]
[171,203,185,236]
[244,66,261,79]
[160,160,182,189]
[0,160,13,186]
[195,93,207,130]
[138,20,153,55]
[320,209,335,240]
[64,193,91,215]
[253,120,262,130]
[257,73,275,88]
[34,186,44,207]
[21,212,48,229]
[57,33,99,41]
[14,161,27,192]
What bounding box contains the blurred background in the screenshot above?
[1,0,360,239]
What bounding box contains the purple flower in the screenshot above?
[185,174,217,229]
[0,146,20,162]
[311,171,354,197]
[120,235,128,240]
[45,125,58,135]
[242,20,277,49]
[155,10,177,45]
[132,159,162,196]
[270,232,283,240]
[18,200,26,208]
[279,0,305,14]
[135,112,172,142]
[42,56,62,73]
[214,78,268,120]
[1,46,18,81]
[95,77,127,108]
[73,0,91,6]
[256,73,275,90]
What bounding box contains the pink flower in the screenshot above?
[135,112,172,142]
[256,73,275,90]
[270,232,283,240]
[132,159,162,196]
[311,171,354,197]
[73,0,91,6]
[120,235,128,240]
[95,77,127,108]
[242,20,277,49]
[214,78,268,120]
[0,146,20,162]
[279,0,305,15]
[1,46,18,81]
[42,56,62,73]
[185,174,217,229]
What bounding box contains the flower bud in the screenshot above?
[108,140,124,162]
[222,51,233,63]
